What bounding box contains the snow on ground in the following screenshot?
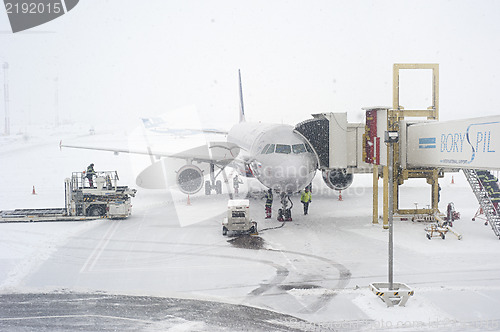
[0,221,100,291]
[1,124,500,331]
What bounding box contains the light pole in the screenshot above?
[369,129,413,307]
[384,130,399,290]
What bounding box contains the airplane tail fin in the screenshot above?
[238,69,246,123]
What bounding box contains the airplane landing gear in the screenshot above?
[205,163,223,195]
[277,191,293,221]
[205,180,222,195]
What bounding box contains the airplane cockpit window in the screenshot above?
[265,144,275,154]
[261,144,270,154]
[292,144,306,154]
[305,142,314,153]
[275,144,291,154]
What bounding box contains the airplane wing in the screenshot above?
[60,141,240,166]
[141,118,228,136]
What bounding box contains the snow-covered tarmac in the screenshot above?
[1,126,500,331]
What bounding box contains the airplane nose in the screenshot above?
[259,154,316,191]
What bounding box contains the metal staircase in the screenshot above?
[462,169,500,239]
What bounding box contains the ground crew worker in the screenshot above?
[233,175,243,196]
[86,163,96,188]
[265,188,273,219]
[301,187,312,215]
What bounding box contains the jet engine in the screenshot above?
[176,165,204,194]
[322,169,353,191]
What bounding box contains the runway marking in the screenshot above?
[80,221,121,273]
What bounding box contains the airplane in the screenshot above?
[61,70,354,218]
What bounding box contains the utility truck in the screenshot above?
[222,199,257,236]
[0,171,136,223]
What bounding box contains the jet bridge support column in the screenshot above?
[373,164,379,224]
[366,64,442,226]
[363,107,390,228]
[431,168,439,213]
[391,64,441,222]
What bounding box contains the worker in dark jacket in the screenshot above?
[86,163,96,188]
[265,188,273,219]
[300,187,312,215]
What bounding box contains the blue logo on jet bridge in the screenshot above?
[419,137,436,149]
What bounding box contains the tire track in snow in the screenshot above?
[264,248,351,314]
[61,225,349,314]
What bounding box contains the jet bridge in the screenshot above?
[366,111,500,237]
[363,64,500,238]
[296,63,500,238]
[294,112,372,171]
[401,116,500,170]
[294,112,373,192]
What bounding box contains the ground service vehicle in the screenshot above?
[222,199,257,235]
[0,171,136,222]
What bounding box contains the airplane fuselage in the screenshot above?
[227,122,317,193]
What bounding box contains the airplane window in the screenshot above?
[275,144,291,154]
[292,144,306,154]
[261,144,270,154]
[265,144,275,154]
[305,142,313,153]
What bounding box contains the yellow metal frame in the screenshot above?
[382,64,441,228]
[393,63,439,120]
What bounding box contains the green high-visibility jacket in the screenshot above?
[86,165,96,176]
[301,191,312,203]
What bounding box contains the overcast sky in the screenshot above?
[1,0,500,131]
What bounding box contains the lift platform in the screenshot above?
[0,171,136,223]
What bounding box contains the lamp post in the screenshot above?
[369,129,413,307]
[384,130,399,290]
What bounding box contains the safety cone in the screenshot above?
[338,190,343,201]
[32,186,37,195]
[186,194,191,206]
[451,176,455,184]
